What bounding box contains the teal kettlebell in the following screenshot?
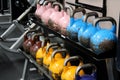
[79,12,99,48]
[78,12,99,43]
[75,63,97,80]
[66,7,86,41]
[90,17,117,54]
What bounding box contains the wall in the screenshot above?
[107,0,120,34]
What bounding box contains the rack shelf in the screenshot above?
[29,14,116,61]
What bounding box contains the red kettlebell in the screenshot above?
[23,30,39,53]
[30,33,45,58]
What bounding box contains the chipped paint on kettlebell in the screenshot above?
[90,30,117,54]
[79,23,97,48]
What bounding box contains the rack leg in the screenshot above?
[106,58,114,80]
[20,59,28,80]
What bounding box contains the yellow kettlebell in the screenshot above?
[49,49,70,80]
[36,38,50,65]
[43,43,61,69]
[61,56,84,80]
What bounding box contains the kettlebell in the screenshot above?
[41,2,63,25]
[78,12,99,43]
[30,33,45,58]
[66,7,86,41]
[79,12,99,48]
[58,5,74,32]
[43,43,61,69]
[49,49,70,80]
[75,63,97,80]
[90,17,117,54]
[61,56,84,80]
[36,38,50,65]
[47,2,65,27]
[23,30,39,53]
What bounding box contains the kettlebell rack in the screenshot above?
[25,0,115,80]
[26,14,109,80]
[0,0,117,80]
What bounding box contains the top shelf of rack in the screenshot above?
[29,14,116,61]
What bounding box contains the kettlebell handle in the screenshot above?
[52,2,64,11]
[72,7,86,17]
[83,12,99,22]
[42,38,50,47]
[24,29,39,41]
[64,56,83,66]
[76,63,96,76]
[93,16,117,27]
[42,0,53,6]
[26,29,39,35]
[64,5,74,17]
[46,43,61,53]
[31,33,44,40]
[51,49,68,59]
[38,0,45,5]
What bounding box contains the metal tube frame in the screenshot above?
[0,1,38,80]
[0,0,37,40]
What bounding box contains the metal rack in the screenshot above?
[29,14,109,80]
[116,13,120,72]
[0,0,118,80]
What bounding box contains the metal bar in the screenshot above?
[0,0,37,39]
[116,13,120,71]
[13,20,25,33]
[10,23,36,50]
[0,0,4,14]
[66,2,103,13]
[102,0,107,17]
[0,23,16,39]
[16,0,37,21]
[0,23,36,53]
[4,37,19,42]
[9,0,12,21]
[20,59,28,80]
[106,58,114,80]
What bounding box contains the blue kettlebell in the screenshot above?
[79,12,99,48]
[66,7,86,41]
[78,12,99,43]
[75,63,97,80]
[90,17,117,54]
